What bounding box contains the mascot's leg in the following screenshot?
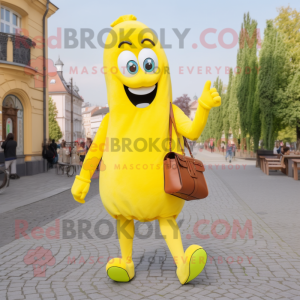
[106,215,135,282]
[159,217,207,284]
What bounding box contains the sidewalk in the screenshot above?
[0,168,75,214]
[0,151,299,299]
[194,148,255,165]
[195,149,300,258]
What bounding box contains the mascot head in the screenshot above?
[103,15,172,112]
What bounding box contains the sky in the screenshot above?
[48,0,300,107]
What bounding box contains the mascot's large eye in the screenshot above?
[138,48,158,74]
[143,58,155,72]
[117,51,138,77]
[127,60,138,75]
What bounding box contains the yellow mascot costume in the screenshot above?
[71,15,221,284]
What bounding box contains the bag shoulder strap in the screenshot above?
[169,103,194,158]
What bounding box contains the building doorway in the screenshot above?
[2,95,24,155]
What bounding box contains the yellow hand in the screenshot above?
[198,80,221,109]
[71,175,91,204]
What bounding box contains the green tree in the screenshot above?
[274,6,300,149]
[211,77,224,146]
[228,74,240,146]
[236,13,259,152]
[49,97,63,141]
[200,77,224,146]
[277,126,297,144]
[275,6,300,74]
[275,71,300,149]
[223,69,232,144]
[258,20,290,150]
[251,86,261,151]
[200,115,212,143]
[200,109,212,143]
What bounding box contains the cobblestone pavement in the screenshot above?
[0,176,100,248]
[211,162,299,258]
[0,153,300,299]
[0,168,79,213]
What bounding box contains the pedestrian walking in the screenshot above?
[221,142,225,155]
[79,141,86,165]
[50,139,57,152]
[86,138,92,152]
[210,140,214,153]
[232,143,236,158]
[225,141,233,163]
[42,144,56,168]
[73,140,80,152]
[49,140,58,164]
[60,140,71,164]
[1,133,19,179]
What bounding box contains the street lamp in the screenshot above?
[67,78,74,145]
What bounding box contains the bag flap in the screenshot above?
[194,160,205,172]
[165,152,205,172]
[177,154,205,172]
[175,154,187,168]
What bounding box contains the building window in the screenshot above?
[0,6,21,34]
[50,79,56,84]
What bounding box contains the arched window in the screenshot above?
[0,6,21,34]
[2,95,24,155]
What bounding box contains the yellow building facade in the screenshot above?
[0,0,58,175]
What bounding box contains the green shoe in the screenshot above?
[176,245,207,284]
[106,258,135,282]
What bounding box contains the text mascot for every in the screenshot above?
[71,14,221,284]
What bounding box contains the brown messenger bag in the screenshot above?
[164,103,209,201]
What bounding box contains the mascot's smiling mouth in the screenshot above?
[124,84,157,108]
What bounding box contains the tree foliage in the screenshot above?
[211,77,224,146]
[258,20,290,150]
[275,71,300,148]
[236,13,259,152]
[275,6,300,149]
[49,97,63,142]
[228,73,240,143]
[251,86,261,152]
[277,126,297,144]
[198,7,300,151]
[223,70,232,143]
[275,6,300,74]
[173,94,191,116]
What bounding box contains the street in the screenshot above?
[0,150,299,300]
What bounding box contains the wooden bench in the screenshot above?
[259,156,280,174]
[264,158,280,174]
[256,150,276,168]
[265,156,285,176]
[259,156,270,173]
[292,159,300,180]
[266,163,285,175]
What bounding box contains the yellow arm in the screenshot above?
[80,113,110,180]
[71,113,109,203]
[172,103,210,141]
[173,80,221,141]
